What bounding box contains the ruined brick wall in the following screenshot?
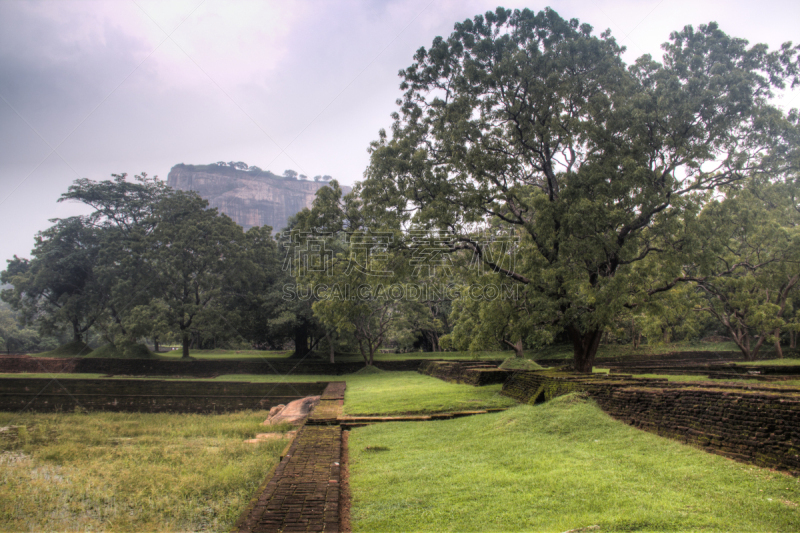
[592,386,800,474]
[418,361,509,385]
[0,356,429,376]
[0,356,80,373]
[501,371,800,474]
[0,378,327,413]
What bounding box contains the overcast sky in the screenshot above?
[1,0,798,266]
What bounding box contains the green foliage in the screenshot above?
[361,6,800,371]
[36,339,93,357]
[1,217,106,343]
[2,173,295,357]
[689,180,800,359]
[352,364,386,375]
[499,357,544,371]
[0,301,50,353]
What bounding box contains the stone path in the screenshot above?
[235,383,345,533]
[235,381,508,533]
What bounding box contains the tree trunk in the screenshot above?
[182,332,191,358]
[154,336,159,353]
[292,322,310,358]
[569,326,602,373]
[324,331,335,364]
[72,322,82,343]
[791,330,797,349]
[774,328,783,359]
[358,340,370,366]
[502,338,524,358]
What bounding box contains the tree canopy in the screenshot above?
[361,6,800,371]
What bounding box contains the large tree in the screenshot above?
[362,7,799,371]
[58,173,174,343]
[141,191,249,358]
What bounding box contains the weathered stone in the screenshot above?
[167,164,352,233]
[263,396,321,426]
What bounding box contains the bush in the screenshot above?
[36,339,93,357]
[86,341,157,359]
[499,357,544,371]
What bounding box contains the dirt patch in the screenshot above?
[340,430,351,533]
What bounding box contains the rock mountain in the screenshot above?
[167,164,350,233]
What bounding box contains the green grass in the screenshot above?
[0,410,292,532]
[35,340,93,358]
[87,342,157,359]
[339,372,516,415]
[212,372,516,415]
[499,357,544,370]
[522,341,746,361]
[335,351,514,362]
[154,349,294,360]
[738,358,800,366]
[349,394,800,532]
[629,373,800,389]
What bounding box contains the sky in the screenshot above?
[1,0,798,266]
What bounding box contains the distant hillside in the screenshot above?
[167,163,350,232]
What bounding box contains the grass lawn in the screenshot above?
[0,410,292,532]
[348,394,800,532]
[737,359,800,366]
[211,371,517,415]
[628,373,800,389]
[154,349,293,360]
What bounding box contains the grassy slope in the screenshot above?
[339,371,516,415]
[0,410,292,532]
[154,349,293,360]
[629,373,800,389]
[349,394,800,532]
[86,342,157,359]
[34,340,93,358]
[738,359,800,366]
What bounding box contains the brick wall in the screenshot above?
[0,378,327,413]
[592,386,800,474]
[418,360,509,385]
[501,371,800,475]
[0,356,428,376]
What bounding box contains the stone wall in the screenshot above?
[592,385,800,474]
[418,360,509,385]
[0,356,427,376]
[501,371,800,474]
[0,378,327,413]
[0,355,80,373]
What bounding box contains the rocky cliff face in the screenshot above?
[167,164,350,232]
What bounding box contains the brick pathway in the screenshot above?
[235,381,508,532]
[236,383,345,533]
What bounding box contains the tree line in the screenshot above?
[3,7,800,370]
